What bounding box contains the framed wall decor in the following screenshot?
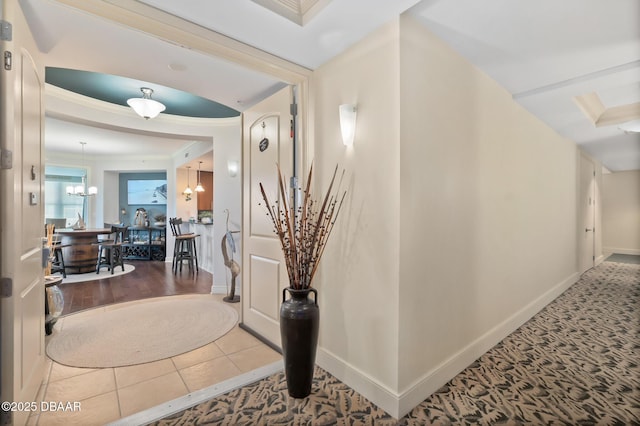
[127,180,167,205]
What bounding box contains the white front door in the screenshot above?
[579,154,596,274]
[0,1,46,424]
[241,86,294,347]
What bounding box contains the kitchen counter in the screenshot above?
[188,222,214,273]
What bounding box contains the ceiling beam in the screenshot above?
[52,0,312,85]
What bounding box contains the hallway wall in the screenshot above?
[397,15,579,413]
[311,14,583,418]
[603,170,640,254]
[312,18,402,403]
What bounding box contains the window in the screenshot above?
[45,166,87,227]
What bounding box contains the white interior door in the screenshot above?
[0,1,46,424]
[241,86,293,347]
[579,154,596,274]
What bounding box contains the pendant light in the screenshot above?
[195,161,205,193]
[127,87,166,120]
[66,142,98,197]
[183,166,193,201]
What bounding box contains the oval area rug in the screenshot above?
[52,263,136,284]
[46,294,238,368]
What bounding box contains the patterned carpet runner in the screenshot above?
[153,259,640,425]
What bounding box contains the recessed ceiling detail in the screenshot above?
[574,92,640,128]
[45,68,240,119]
[250,0,333,26]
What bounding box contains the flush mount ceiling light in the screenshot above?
[127,87,166,120]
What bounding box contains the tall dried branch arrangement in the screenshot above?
[45,223,55,275]
[260,164,346,290]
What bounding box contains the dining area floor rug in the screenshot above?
[51,263,136,284]
[46,294,239,368]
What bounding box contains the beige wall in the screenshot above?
[212,124,242,294]
[603,170,640,254]
[312,18,402,395]
[397,15,579,411]
[311,14,583,418]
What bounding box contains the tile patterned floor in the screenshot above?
[29,295,282,426]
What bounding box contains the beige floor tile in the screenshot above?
[37,391,120,426]
[44,368,115,403]
[39,312,279,424]
[179,356,242,392]
[114,358,176,388]
[48,361,97,383]
[227,344,282,373]
[41,358,53,384]
[30,381,48,425]
[171,342,225,370]
[26,413,39,426]
[214,328,262,355]
[118,371,188,417]
[35,382,47,404]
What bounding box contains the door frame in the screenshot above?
[578,153,596,274]
[240,86,296,348]
[42,0,314,319]
[0,0,47,424]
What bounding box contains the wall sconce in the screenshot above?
[227,160,239,177]
[339,104,357,146]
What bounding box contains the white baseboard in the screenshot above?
[316,348,401,418]
[603,247,640,256]
[317,271,580,419]
[595,254,606,266]
[211,284,229,294]
[164,257,215,275]
[396,271,579,417]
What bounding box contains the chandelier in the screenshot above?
[127,87,166,120]
[66,142,98,197]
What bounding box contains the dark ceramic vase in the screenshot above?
[280,287,319,398]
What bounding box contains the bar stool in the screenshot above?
[96,225,127,274]
[45,224,68,278]
[169,218,199,273]
[50,241,68,278]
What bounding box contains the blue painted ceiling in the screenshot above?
[45,67,240,119]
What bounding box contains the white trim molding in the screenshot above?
[316,348,402,418]
[318,271,580,419]
[603,247,640,256]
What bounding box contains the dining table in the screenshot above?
[55,228,113,274]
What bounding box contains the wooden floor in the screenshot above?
[58,260,213,315]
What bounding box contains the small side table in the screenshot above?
[44,275,63,335]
